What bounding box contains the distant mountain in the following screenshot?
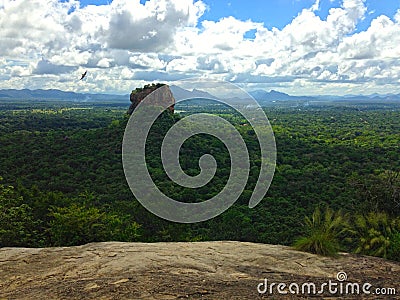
[249,89,312,103]
[1,87,399,105]
[0,89,128,102]
[344,94,400,101]
[320,93,400,102]
[170,85,218,101]
[249,89,400,104]
[250,89,287,100]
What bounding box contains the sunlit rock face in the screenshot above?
[128,84,175,115]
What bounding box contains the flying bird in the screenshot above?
[80,71,87,80]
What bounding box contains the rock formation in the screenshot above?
[0,241,399,299]
[128,83,175,115]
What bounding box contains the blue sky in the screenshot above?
[79,0,400,31]
[1,0,400,95]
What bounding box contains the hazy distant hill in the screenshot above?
[249,89,309,102]
[0,89,128,102]
[249,89,400,104]
[1,87,399,105]
[170,85,221,106]
[170,85,218,101]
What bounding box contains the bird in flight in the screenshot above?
[80,71,87,80]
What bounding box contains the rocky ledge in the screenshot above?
[0,241,399,299]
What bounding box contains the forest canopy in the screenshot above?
[0,99,399,260]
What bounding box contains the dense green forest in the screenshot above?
[0,99,399,260]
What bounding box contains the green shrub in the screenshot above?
[293,207,349,257]
[48,203,141,246]
[387,231,400,261]
[352,212,397,259]
[0,179,40,247]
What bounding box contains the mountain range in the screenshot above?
[249,89,311,102]
[169,85,217,101]
[1,87,400,104]
[0,89,127,102]
[248,89,400,103]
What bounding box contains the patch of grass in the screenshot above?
[293,207,349,257]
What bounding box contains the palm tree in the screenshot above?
[293,207,349,256]
[353,212,397,259]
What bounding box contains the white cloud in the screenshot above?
[102,0,205,51]
[166,57,197,72]
[10,65,31,77]
[0,0,71,56]
[1,0,400,95]
[129,54,166,69]
[311,0,321,12]
[97,58,113,68]
[121,67,134,79]
[33,59,76,75]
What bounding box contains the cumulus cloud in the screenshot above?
[104,0,205,52]
[129,54,166,70]
[1,0,400,95]
[97,58,113,68]
[0,0,80,56]
[33,59,77,75]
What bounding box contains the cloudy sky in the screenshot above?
[1,0,400,95]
